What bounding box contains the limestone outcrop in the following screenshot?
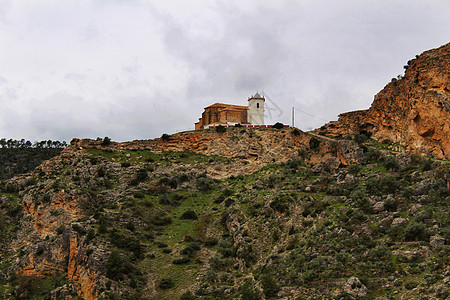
[317,42,450,159]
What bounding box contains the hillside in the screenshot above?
[316,42,450,160]
[0,127,449,299]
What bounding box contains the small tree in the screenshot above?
[105,250,125,280]
[240,278,260,300]
[102,137,111,146]
[260,273,280,298]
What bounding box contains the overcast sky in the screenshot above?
[1,0,449,142]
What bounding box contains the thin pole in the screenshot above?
[292,107,294,127]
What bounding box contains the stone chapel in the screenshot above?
[194,93,265,130]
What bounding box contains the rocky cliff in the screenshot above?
[316,42,450,159]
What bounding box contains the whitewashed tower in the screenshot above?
[247,92,265,125]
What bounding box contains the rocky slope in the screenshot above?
[316,42,450,160]
[0,127,448,299]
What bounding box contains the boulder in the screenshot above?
[392,217,408,227]
[430,235,445,249]
[343,276,368,298]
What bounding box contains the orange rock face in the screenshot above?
[317,43,450,159]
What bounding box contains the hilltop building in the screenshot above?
[195,93,265,130]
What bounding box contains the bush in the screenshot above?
[215,125,226,133]
[181,243,201,257]
[291,128,301,136]
[180,209,198,220]
[105,250,126,280]
[302,269,318,283]
[383,198,397,212]
[159,278,175,289]
[365,148,381,162]
[72,224,87,235]
[180,291,197,300]
[217,239,235,258]
[420,158,433,171]
[270,196,289,213]
[161,134,170,141]
[172,257,190,265]
[56,225,65,235]
[382,156,399,171]
[240,278,260,300]
[309,137,320,151]
[405,281,418,290]
[102,137,111,146]
[273,122,284,129]
[353,133,367,144]
[260,273,280,298]
[108,229,143,258]
[196,177,215,191]
[136,169,148,182]
[404,222,428,241]
[347,164,362,175]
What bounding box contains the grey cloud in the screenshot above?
[1,1,450,141]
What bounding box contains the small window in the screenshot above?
[257,103,259,108]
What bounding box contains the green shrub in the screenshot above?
[309,137,320,150]
[222,188,234,197]
[102,137,111,146]
[180,209,198,220]
[215,125,226,133]
[270,196,290,213]
[419,158,433,171]
[291,128,301,136]
[260,273,280,298]
[302,269,318,283]
[405,281,418,290]
[161,134,170,141]
[196,177,215,191]
[86,229,96,242]
[298,148,307,158]
[72,224,87,235]
[136,169,148,182]
[353,133,367,144]
[56,225,65,235]
[383,198,397,212]
[365,148,381,162]
[159,278,175,289]
[240,278,260,300]
[404,222,428,241]
[382,156,399,171]
[172,257,190,265]
[108,229,143,258]
[180,291,197,300]
[347,164,362,175]
[217,239,235,257]
[105,250,126,280]
[273,122,284,129]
